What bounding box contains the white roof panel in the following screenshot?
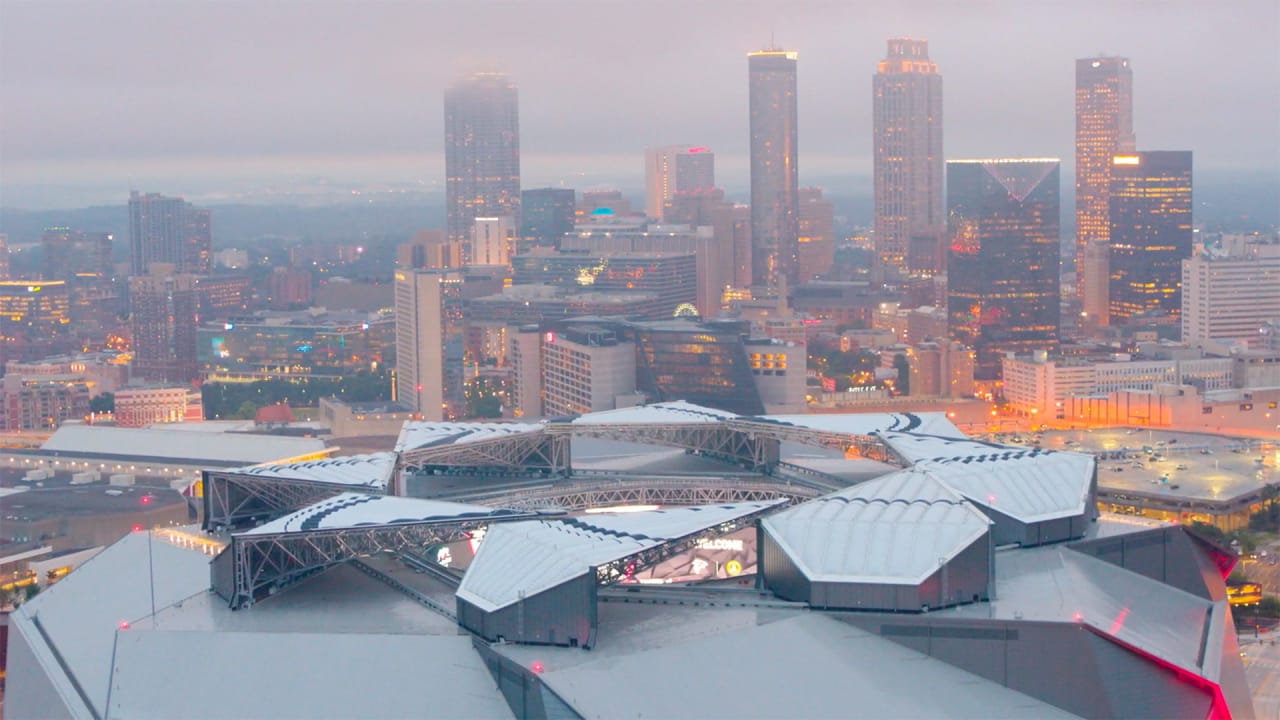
[881,431,1024,464]
[108,632,512,720]
[569,400,738,425]
[229,452,396,490]
[762,469,991,585]
[395,421,544,453]
[920,450,1095,523]
[457,501,784,612]
[753,411,964,438]
[40,424,327,465]
[239,492,526,536]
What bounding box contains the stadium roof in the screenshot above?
[762,470,991,584]
[496,611,1078,720]
[40,424,329,466]
[880,430,1017,464]
[456,501,784,612]
[569,400,739,425]
[918,450,1096,524]
[394,421,544,453]
[108,632,512,719]
[10,531,211,718]
[240,492,529,536]
[229,452,396,490]
[750,411,964,438]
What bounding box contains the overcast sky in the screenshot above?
[2,0,1277,207]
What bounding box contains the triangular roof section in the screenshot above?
[457,501,783,612]
[762,469,991,585]
[750,412,963,439]
[230,452,396,490]
[394,421,544,453]
[239,492,526,536]
[918,450,1095,524]
[982,159,1057,202]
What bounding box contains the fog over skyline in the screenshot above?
[2,0,1277,209]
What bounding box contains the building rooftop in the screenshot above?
[40,424,329,467]
[241,492,528,536]
[394,421,544,453]
[228,452,396,491]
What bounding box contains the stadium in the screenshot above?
[6,402,1254,719]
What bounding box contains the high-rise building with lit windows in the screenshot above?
[748,49,799,289]
[520,188,576,251]
[797,187,834,282]
[0,234,9,279]
[128,266,199,384]
[946,159,1061,379]
[128,192,211,276]
[1075,57,1134,313]
[1182,236,1280,348]
[1108,151,1193,325]
[42,229,114,280]
[394,268,464,420]
[873,38,943,282]
[644,146,715,220]
[445,73,520,262]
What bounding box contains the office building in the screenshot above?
[1183,235,1280,348]
[561,222,721,317]
[195,275,254,320]
[903,340,974,398]
[664,188,741,304]
[395,269,464,420]
[128,192,211,276]
[41,229,114,280]
[471,216,515,267]
[541,324,638,416]
[267,268,313,309]
[645,146,715,220]
[1108,151,1193,325]
[507,325,544,418]
[946,159,1061,379]
[0,233,8,279]
[1075,57,1134,310]
[200,309,395,381]
[0,280,72,365]
[520,188,576,251]
[444,73,520,261]
[748,49,799,288]
[872,38,943,281]
[630,318,768,415]
[129,267,199,385]
[114,386,204,427]
[512,251,697,310]
[797,187,834,282]
[398,230,461,270]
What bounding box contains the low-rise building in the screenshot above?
[114,386,203,427]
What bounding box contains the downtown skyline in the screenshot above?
[1,1,1277,210]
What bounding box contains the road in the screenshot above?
[1244,634,1280,719]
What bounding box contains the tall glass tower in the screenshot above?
[1108,151,1193,324]
[873,38,943,281]
[445,73,521,262]
[947,159,1061,379]
[1075,57,1134,315]
[748,49,799,289]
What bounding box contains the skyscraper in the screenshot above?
[1108,151,1193,325]
[797,187,834,282]
[873,38,943,282]
[128,192,211,276]
[445,73,520,261]
[1075,57,1134,314]
[129,265,199,384]
[0,234,9,280]
[748,49,799,289]
[644,146,715,220]
[394,268,464,420]
[947,159,1061,379]
[520,188,576,250]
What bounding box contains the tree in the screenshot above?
[233,401,259,420]
[893,353,910,396]
[90,393,115,414]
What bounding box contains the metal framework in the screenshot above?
[202,470,367,532]
[459,475,822,512]
[594,501,785,585]
[395,431,570,492]
[726,418,896,464]
[212,511,541,609]
[547,420,777,469]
